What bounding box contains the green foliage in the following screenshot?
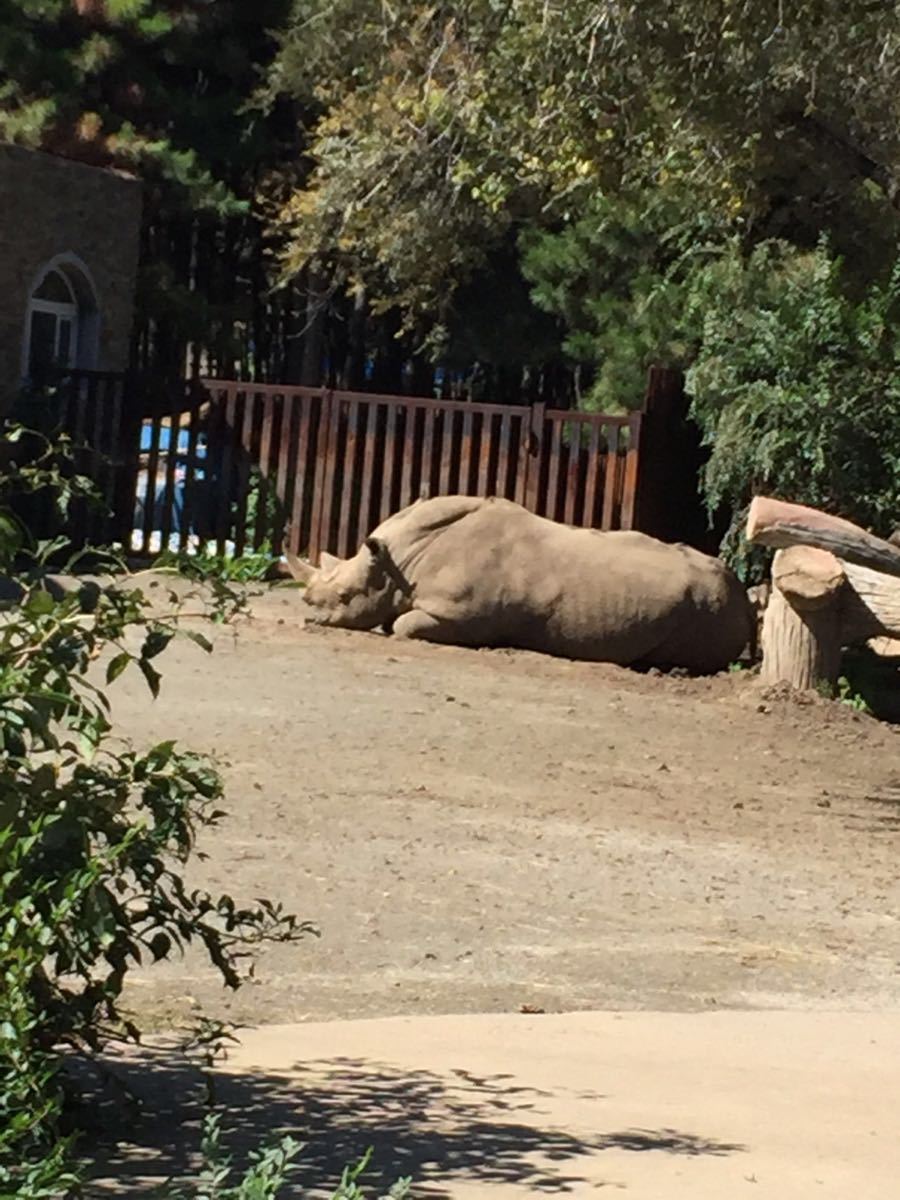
[685,238,900,567]
[519,179,727,409]
[162,1114,303,1200]
[160,1124,411,1200]
[272,0,900,317]
[835,675,872,715]
[0,429,312,1194]
[156,550,275,585]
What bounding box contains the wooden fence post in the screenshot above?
[633,366,711,548]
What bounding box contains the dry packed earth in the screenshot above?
[109,579,900,1028]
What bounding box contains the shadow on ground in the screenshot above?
[81,1047,745,1196]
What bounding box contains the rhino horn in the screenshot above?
[285,552,315,583]
[319,551,342,572]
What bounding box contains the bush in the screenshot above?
[0,423,312,1195]
[685,238,900,571]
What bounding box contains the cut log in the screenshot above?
[841,561,900,641]
[771,546,845,608]
[760,547,844,689]
[747,496,900,579]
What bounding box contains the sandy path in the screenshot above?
[105,585,900,1027]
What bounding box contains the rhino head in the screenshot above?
[287,537,406,630]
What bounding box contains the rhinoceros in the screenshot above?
[288,495,752,672]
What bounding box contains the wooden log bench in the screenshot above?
[746,497,900,692]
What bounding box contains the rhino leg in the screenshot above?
[392,609,471,644]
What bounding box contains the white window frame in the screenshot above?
[28,270,79,369]
[21,253,101,379]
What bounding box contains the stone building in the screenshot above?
[0,143,142,408]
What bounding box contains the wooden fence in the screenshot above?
[34,370,696,561]
[124,380,643,561]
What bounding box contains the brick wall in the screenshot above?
[0,143,142,405]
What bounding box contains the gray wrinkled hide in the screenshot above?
[297,496,753,672]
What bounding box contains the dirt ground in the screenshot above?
[106,579,900,1030]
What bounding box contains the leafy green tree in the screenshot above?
[685,238,900,565]
[272,0,900,323]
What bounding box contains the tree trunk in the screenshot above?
[342,285,368,390]
[759,547,845,690]
[301,266,328,387]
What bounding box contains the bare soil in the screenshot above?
[109,582,900,1031]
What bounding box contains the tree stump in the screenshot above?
[759,547,845,690]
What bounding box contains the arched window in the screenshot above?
[23,256,100,377]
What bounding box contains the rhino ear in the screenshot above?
[319,551,342,572]
[364,536,386,562]
[285,552,315,583]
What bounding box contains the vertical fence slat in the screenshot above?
[336,400,359,558]
[620,413,642,530]
[545,416,563,521]
[232,389,255,557]
[273,393,295,556]
[601,423,621,530]
[420,407,436,499]
[459,409,474,494]
[356,400,377,538]
[178,394,202,553]
[582,420,603,529]
[563,420,579,527]
[253,392,276,551]
[379,402,399,524]
[140,396,163,557]
[158,384,185,554]
[215,385,238,556]
[496,413,513,499]
[287,394,315,557]
[86,378,106,544]
[311,393,340,561]
[522,403,544,510]
[477,413,493,496]
[399,404,417,507]
[438,410,454,496]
